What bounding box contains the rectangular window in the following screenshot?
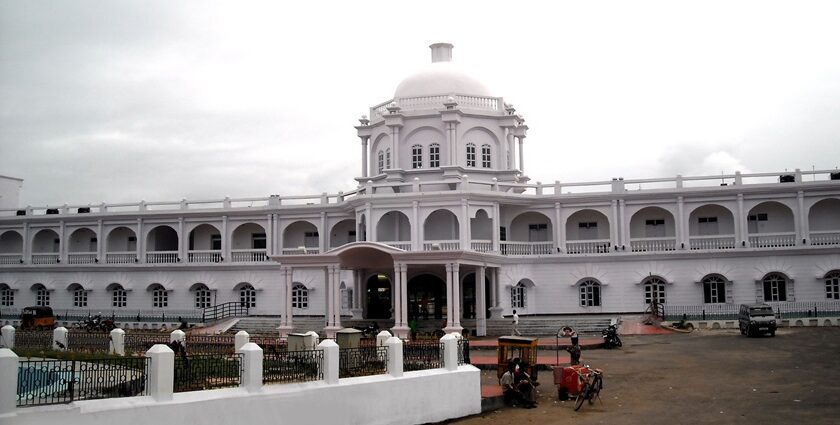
[499,227,507,242]
[348,230,356,243]
[211,234,222,250]
[378,152,384,174]
[304,231,319,248]
[252,233,267,250]
[412,146,423,169]
[127,236,137,251]
[528,224,548,242]
[645,219,666,238]
[511,285,526,308]
[37,290,50,306]
[0,289,13,307]
[466,145,476,167]
[429,144,440,168]
[579,222,598,239]
[386,149,391,169]
[153,290,168,308]
[73,290,87,307]
[698,216,719,236]
[113,289,127,308]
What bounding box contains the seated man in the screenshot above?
[501,362,537,408]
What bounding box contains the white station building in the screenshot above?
[1,43,839,338]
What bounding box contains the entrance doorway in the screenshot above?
[462,272,492,319]
[366,274,392,319]
[407,274,447,321]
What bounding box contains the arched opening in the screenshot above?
[0,283,14,307]
[470,209,492,252]
[377,211,411,248]
[31,283,50,307]
[701,274,728,304]
[366,273,392,319]
[565,209,610,254]
[407,274,446,321]
[0,231,23,264]
[31,229,60,264]
[423,209,460,250]
[292,283,309,310]
[68,283,88,308]
[809,198,840,246]
[231,223,267,262]
[236,283,257,308]
[188,224,222,263]
[825,271,840,300]
[642,276,667,305]
[106,227,137,263]
[688,204,736,250]
[761,272,790,302]
[146,226,178,263]
[747,201,795,247]
[578,279,601,307]
[282,221,319,254]
[462,272,492,319]
[148,284,169,308]
[190,283,214,308]
[67,228,98,264]
[629,207,676,252]
[107,283,127,308]
[330,219,357,248]
[505,212,553,255]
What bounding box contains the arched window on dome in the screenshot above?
[481,144,491,168]
[385,148,391,170]
[429,143,440,168]
[466,143,476,167]
[411,145,423,169]
[377,151,384,174]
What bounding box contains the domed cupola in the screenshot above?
[393,43,492,98]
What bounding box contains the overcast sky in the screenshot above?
[2,1,839,207]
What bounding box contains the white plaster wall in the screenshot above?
[6,367,481,425]
[376,211,411,241]
[747,202,795,233]
[0,230,23,253]
[231,223,266,250]
[190,224,220,250]
[629,207,676,238]
[688,204,735,235]
[808,198,840,230]
[424,210,459,240]
[31,229,59,252]
[106,227,136,252]
[565,209,610,240]
[0,175,22,209]
[67,228,97,252]
[401,126,446,170]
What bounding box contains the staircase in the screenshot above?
[230,316,327,335]
[485,315,616,337]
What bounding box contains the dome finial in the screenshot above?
[429,43,454,63]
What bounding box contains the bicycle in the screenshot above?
[573,365,603,411]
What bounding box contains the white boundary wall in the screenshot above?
[5,366,480,425]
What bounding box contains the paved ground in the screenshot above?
[450,327,840,425]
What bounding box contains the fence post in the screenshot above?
[318,339,339,385]
[385,336,403,378]
[235,330,250,352]
[239,342,263,393]
[376,330,391,347]
[0,349,18,417]
[0,325,14,349]
[146,344,174,402]
[53,326,68,351]
[441,333,458,371]
[110,328,125,356]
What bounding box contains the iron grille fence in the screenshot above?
[173,353,243,393]
[123,333,170,354]
[664,301,840,321]
[771,301,840,319]
[13,331,53,351]
[17,357,149,407]
[184,335,236,355]
[458,339,469,365]
[263,349,323,384]
[402,341,443,371]
[53,309,203,323]
[251,336,287,354]
[67,331,111,352]
[339,346,388,378]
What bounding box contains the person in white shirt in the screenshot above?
[512,310,521,336]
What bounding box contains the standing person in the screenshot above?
[566,335,581,365]
[512,310,521,336]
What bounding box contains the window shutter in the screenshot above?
[725,280,734,304]
[786,279,795,302]
[754,280,763,303]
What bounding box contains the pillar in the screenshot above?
[618,200,627,249]
[177,217,185,262]
[676,197,686,249]
[239,343,263,393]
[737,194,746,247]
[476,266,487,336]
[279,266,294,337]
[361,136,369,177]
[147,344,174,402]
[385,337,404,378]
[611,200,620,250]
[58,220,66,263]
[0,326,14,349]
[517,136,525,172]
[333,265,342,328]
[320,212,327,253]
[492,202,500,252]
[53,327,68,351]
[555,203,565,253]
[235,330,250,351]
[137,218,144,263]
[222,215,230,261]
[0,349,17,417]
[460,199,470,249]
[797,191,807,244]
[506,129,515,170]
[445,263,453,327]
[441,334,459,371]
[109,328,125,356]
[318,339,339,385]
[452,263,461,328]
[97,219,104,261]
[412,201,420,251]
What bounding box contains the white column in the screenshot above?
[318,339,339,385]
[517,136,525,172]
[441,334,459,371]
[58,220,66,263]
[320,212,327,253]
[619,200,627,249]
[452,263,461,328]
[392,127,400,169]
[235,330,250,351]
[0,348,18,417]
[361,136,369,177]
[555,202,564,253]
[97,219,104,261]
[393,264,402,327]
[177,217,185,262]
[676,197,685,249]
[412,201,420,251]
[147,344,174,402]
[492,202,500,252]
[137,218,144,263]
[506,131,515,170]
[0,325,14,349]
[53,327,68,351]
[476,266,487,336]
[611,200,620,250]
[797,191,806,245]
[109,328,125,356]
[400,263,408,327]
[266,214,274,256]
[22,222,30,264]
[445,263,453,326]
[460,199,469,249]
[333,265,342,328]
[737,194,746,247]
[325,266,334,328]
[385,337,404,378]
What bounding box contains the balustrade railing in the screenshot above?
[263,349,324,384]
[31,253,59,264]
[566,239,611,254]
[68,252,97,264]
[748,232,796,248]
[106,252,137,264]
[380,241,412,251]
[810,231,840,246]
[470,240,493,253]
[146,251,178,263]
[17,357,149,407]
[0,253,22,264]
[423,240,461,251]
[280,247,320,255]
[500,241,555,255]
[688,235,736,250]
[230,249,268,262]
[173,353,243,392]
[187,250,222,263]
[630,237,677,252]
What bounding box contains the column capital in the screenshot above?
[619,199,626,206]
[677,196,684,203]
[445,263,452,272]
[451,263,460,273]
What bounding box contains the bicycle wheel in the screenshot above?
[588,375,602,405]
[574,382,589,411]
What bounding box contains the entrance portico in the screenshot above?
[271,241,502,338]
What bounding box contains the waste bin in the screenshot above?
[336,328,362,349]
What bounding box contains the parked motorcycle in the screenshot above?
[355,321,380,338]
[601,324,622,348]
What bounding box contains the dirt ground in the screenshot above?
[450,327,840,425]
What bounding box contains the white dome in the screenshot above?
[393,43,492,99]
